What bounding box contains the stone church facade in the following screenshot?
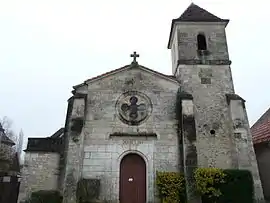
[18,3,265,203]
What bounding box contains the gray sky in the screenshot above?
[0,0,269,151]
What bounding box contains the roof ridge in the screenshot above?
[50,127,64,138]
[73,63,179,90]
[177,3,226,22]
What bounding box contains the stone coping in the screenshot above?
[110,132,157,137]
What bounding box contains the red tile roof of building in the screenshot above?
[251,107,270,144]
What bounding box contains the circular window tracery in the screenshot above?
[115,91,152,126]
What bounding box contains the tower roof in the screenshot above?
[177,3,229,23]
[167,3,229,49]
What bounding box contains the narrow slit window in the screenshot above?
[197,34,207,50]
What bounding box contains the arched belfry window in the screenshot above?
[197,34,207,50]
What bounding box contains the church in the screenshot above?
[18,3,265,203]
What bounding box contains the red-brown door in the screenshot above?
[120,153,146,203]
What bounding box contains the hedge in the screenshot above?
[218,169,254,203]
[194,168,226,199]
[156,171,186,203]
[201,169,254,203]
[156,169,255,203]
[24,190,62,203]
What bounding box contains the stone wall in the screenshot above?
[62,96,86,203]
[228,97,264,200]
[18,152,60,202]
[65,67,180,203]
[255,143,270,201]
[175,23,230,61]
[170,22,264,201]
[174,63,264,200]
[177,64,235,169]
[0,142,15,172]
[171,30,179,74]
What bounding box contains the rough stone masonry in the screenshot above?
[18,3,265,203]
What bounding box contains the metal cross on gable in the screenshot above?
[130,51,139,64]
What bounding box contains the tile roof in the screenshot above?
[24,137,63,153]
[50,127,64,138]
[251,107,270,144]
[177,3,229,23]
[24,128,65,153]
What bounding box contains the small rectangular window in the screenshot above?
[201,78,211,84]
[197,34,207,50]
[234,133,241,139]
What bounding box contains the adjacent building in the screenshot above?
[252,108,270,201]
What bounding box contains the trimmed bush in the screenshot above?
[25,190,62,203]
[156,171,186,203]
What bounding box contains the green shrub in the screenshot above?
[25,190,62,203]
[199,169,254,203]
[156,169,254,203]
[156,171,186,203]
[194,168,226,199]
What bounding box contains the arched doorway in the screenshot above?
[119,153,146,203]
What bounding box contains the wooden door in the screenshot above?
[120,153,146,203]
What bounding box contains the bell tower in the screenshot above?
[168,3,231,77]
[168,3,265,202]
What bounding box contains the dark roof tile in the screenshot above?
[176,3,229,22]
[50,128,64,138]
[24,137,62,153]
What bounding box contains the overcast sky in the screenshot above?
[0,0,269,151]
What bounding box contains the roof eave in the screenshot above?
[167,19,175,49]
[84,64,131,84]
[73,82,86,90]
[50,128,65,138]
[138,65,180,84]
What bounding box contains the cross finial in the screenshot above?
[130,51,139,64]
